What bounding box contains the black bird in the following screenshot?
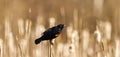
[35,24,64,45]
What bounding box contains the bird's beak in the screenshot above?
[63,25,66,27]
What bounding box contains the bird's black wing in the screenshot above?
[42,26,56,35]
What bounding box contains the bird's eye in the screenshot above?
[58,28,61,31]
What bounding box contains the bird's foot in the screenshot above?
[50,42,54,45]
[50,40,54,45]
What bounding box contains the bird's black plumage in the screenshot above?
[35,24,64,45]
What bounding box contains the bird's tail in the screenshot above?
[35,38,42,45]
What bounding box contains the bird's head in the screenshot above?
[57,24,64,30]
[56,24,64,33]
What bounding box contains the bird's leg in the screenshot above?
[50,39,54,45]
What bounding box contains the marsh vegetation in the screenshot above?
[0,0,120,57]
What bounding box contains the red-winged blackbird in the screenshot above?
[35,24,64,45]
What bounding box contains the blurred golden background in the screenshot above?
[0,0,120,57]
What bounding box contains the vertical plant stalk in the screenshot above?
[16,37,23,57]
[50,44,54,57]
[50,44,52,57]
[17,19,24,57]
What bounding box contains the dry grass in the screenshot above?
[0,0,120,57]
